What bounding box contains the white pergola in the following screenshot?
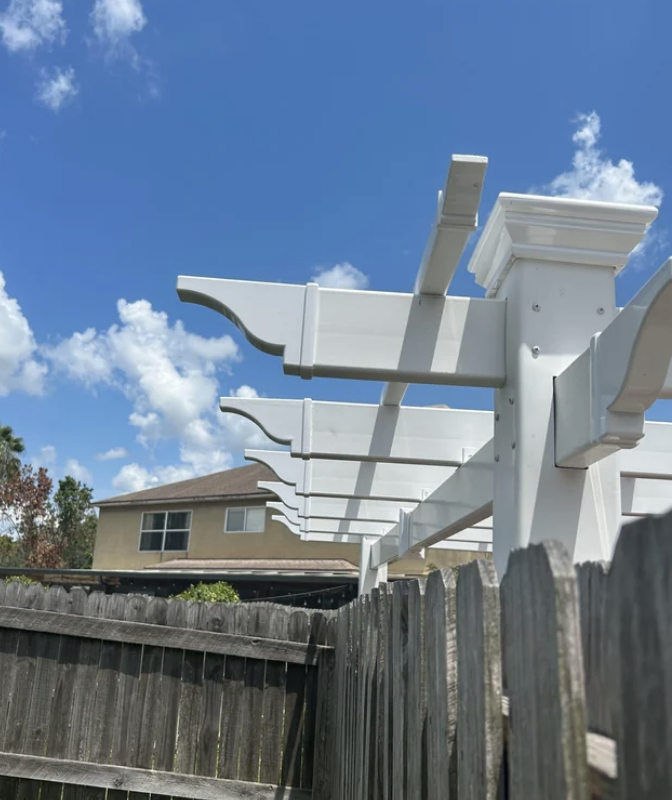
[177,155,672,594]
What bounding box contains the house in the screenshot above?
[93,463,486,603]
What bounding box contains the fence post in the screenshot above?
[406,579,426,799]
[607,512,672,798]
[501,540,589,800]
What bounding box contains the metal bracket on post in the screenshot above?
[556,257,672,468]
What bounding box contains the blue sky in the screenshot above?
[1,0,671,499]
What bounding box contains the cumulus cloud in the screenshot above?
[44,298,255,486]
[33,444,57,468]
[0,270,47,396]
[311,263,369,290]
[112,462,206,494]
[0,0,66,53]
[65,458,93,485]
[36,66,78,112]
[544,112,663,207]
[91,0,146,46]
[95,446,129,461]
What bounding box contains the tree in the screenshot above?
[0,424,25,484]
[171,581,240,603]
[53,476,97,569]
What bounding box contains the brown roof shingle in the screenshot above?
[95,462,276,507]
[144,558,357,574]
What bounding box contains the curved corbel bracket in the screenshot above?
[556,258,672,468]
[267,502,300,526]
[246,449,303,486]
[177,276,313,368]
[259,481,302,511]
[271,515,300,536]
[219,397,304,448]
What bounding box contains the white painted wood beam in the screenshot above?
[248,448,458,501]
[621,477,672,516]
[556,257,672,469]
[381,154,487,406]
[371,439,494,568]
[223,398,492,465]
[178,277,506,387]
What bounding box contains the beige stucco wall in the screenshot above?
[92,499,489,576]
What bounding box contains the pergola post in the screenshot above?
[468,194,657,574]
[358,536,387,596]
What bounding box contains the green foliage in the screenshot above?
[54,476,97,569]
[0,424,25,484]
[171,580,240,604]
[4,574,36,585]
[0,535,23,568]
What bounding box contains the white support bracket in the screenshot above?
[358,537,388,596]
[178,277,506,387]
[556,258,672,468]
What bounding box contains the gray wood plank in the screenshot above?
[66,592,105,762]
[376,584,390,800]
[45,588,88,760]
[237,605,269,783]
[301,615,324,791]
[456,559,504,800]
[5,585,46,753]
[0,581,27,750]
[218,604,247,780]
[0,605,328,664]
[282,610,310,787]
[424,568,457,799]
[133,596,168,769]
[175,602,205,776]
[110,593,148,767]
[391,582,409,800]
[310,611,336,800]
[259,606,289,785]
[197,605,227,778]
[576,560,611,737]
[406,579,426,800]
[0,750,313,800]
[606,513,672,799]
[501,541,588,800]
[88,593,128,764]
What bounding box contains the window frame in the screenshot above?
[224,505,266,533]
[138,509,192,553]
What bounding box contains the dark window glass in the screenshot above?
[164,530,189,551]
[142,512,166,531]
[167,511,190,530]
[226,509,245,532]
[140,529,164,551]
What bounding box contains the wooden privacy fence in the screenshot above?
[325,512,672,799]
[0,582,335,800]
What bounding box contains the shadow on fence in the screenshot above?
[325,512,672,799]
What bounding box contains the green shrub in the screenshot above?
[4,574,37,586]
[170,580,240,604]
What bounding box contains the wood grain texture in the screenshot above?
[282,610,310,788]
[607,513,672,799]
[406,579,426,800]
[0,605,328,664]
[0,751,312,800]
[501,541,589,800]
[390,581,409,800]
[424,569,457,799]
[260,606,290,785]
[456,559,504,800]
[377,583,390,800]
[576,561,611,738]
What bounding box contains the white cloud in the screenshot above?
[36,66,78,112]
[65,458,93,485]
[95,446,129,461]
[311,263,369,290]
[0,270,47,396]
[33,444,57,468]
[0,0,66,53]
[45,298,246,482]
[111,462,201,494]
[91,0,145,50]
[544,111,663,207]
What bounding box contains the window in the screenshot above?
[225,506,266,533]
[139,510,191,552]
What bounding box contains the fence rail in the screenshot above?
[0,581,334,800]
[324,513,672,799]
